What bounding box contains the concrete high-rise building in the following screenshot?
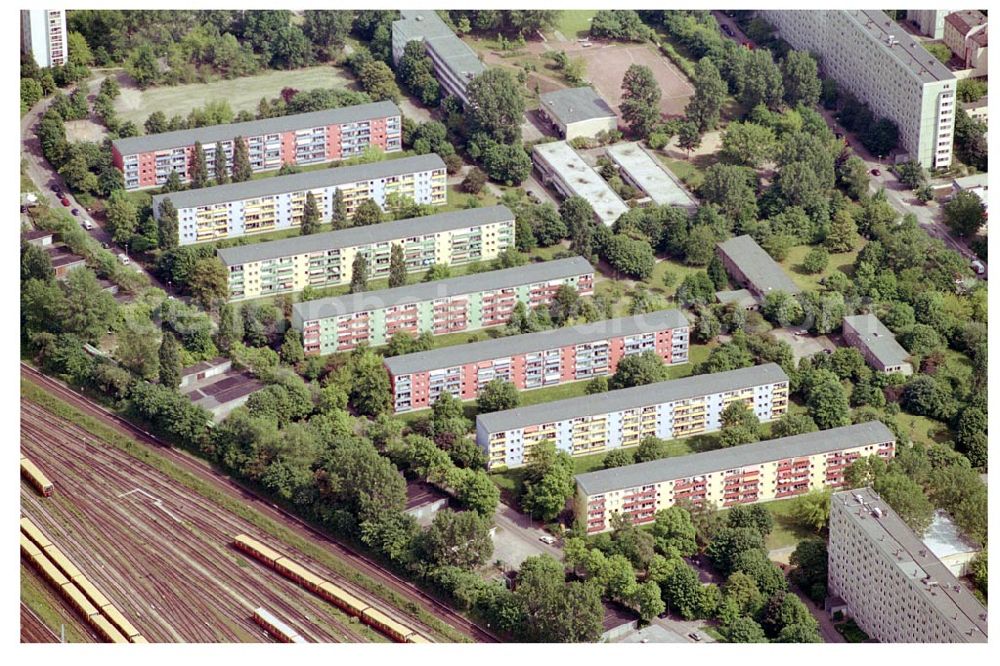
[151,154,446,246]
[112,102,402,191]
[21,10,67,68]
[907,10,947,40]
[576,422,895,533]
[477,363,790,470]
[391,10,486,106]
[760,10,957,169]
[828,487,988,643]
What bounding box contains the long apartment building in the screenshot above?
[828,487,987,643]
[112,101,402,190]
[759,10,956,169]
[476,363,790,471]
[151,154,447,246]
[216,205,515,302]
[392,10,486,106]
[575,422,896,533]
[533,140,630,226]
[21,10,67,68]
[384,310,690,413]
[842,313,913,376]
[716,235,801,302]
[291,257,595,356]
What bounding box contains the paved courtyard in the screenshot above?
[770,327,837,362]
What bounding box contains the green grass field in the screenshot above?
[21,564,87,643]
[781,245,860,292]
[114,66,356,125]
[659,156,708,190]
[553,10,597,39]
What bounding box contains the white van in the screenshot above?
[117,253,130,266]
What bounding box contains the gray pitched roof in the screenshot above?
[843,314,911,368]
[539,86,616,125]
[292,256,594,322]
[384,310,690,376]
[217,205,514,266]
[151,154,445,211]
[576,421,895,496]
[112,101,400,156]
[393,10,485,81]
[832,487,988,641]
[715,289,758,309]
[477,363,789,434]
[716,235,802,296]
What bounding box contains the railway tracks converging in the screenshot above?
[21,362,499,643]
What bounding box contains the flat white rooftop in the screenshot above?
[922,510,981,561]
[533,141,629,226]
[606,142,698,209]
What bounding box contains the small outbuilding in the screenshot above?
[538,86,618,141]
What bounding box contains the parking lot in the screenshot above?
[770,327,837,363]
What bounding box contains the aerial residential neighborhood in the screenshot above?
[18,6,988,650]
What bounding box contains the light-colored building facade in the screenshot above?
[907,10,947,40]
[291,257,595,356]
[217,206,515,302]
[961,96,987,125]
[384,310,690,413]
[477,363,790,471]
[532,140,629,226]
[828,487,988,643]
[391,10,485,106]
[761,10,957,169]
[606,142,698,210]
[576,422,896,533]
[944,10,988,78]
[842,313,914,375]
[151,154,447,246]
[716,235,802,302]
[21,10,67,68]
[538,86,618,141]
[112,102,402,191]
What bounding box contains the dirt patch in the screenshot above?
[64,119,107,143]
[578,42,695,119]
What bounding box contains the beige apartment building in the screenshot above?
[760,10,957,169]
[828,487,988,643]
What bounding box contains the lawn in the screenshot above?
[757,498,815,552]
[440,183,499,213]
[659,155,708,190]
[553,10,597,40]
[781,244,860,292]
[893,411,952,448]
[114,66,356,125]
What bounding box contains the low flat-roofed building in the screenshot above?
[715,288,759,312]
[716,235,801,302]
[922,509,982,578]
[384,310,690,413]
[24,229,54,247]
[181,364,264,423]
[216,205,515,302]
[576,422,895,533]
[828,487,988,642]
[478,363,789,470]
[391,10,485,106]
[404,481,450,527]
[532,140,629,226]
[842,313,913,375]
[961,96,988,125]
[605,142,698,210]
[292,257,595,355]
[538,86,617,141]
[179,357,233,389]
[45,244,86,279]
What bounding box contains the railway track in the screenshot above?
[21,363,499,643]
[21,602,61,643]
[21,402,368,643]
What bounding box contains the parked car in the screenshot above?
[60,197,70,206]
[870,168,881,176]
[82,220,93,230]
[539,535,557,545]
[721,24,734,37]
[971,260,985,275]
[688,632,702,642]
[71,208,80,216]
[117,253,130,266]
[101,242,110,249]
[20,205,27,214]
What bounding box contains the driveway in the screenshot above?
[488,502,562,570]
[770,328,836,363]
[790,586,845,643]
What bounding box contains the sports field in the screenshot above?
[578,42,695,119]
[113,66,356,125]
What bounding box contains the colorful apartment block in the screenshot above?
[111,101,402,190]
[575,421,896,534]
[216,206,515,302]
[291,257,595,356]
[151,154,447,246]
[476,364,790,471]
[384,310,690,413]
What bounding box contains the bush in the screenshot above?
[801,247,829,274]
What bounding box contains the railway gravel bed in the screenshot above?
[22,363,497,643]
[21,399,372,643]
[21,602,62,643]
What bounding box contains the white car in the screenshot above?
[538,536,556,545]
[117,253,130,266]
[83,220,93,230]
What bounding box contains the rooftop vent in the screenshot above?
[872,507,883,518]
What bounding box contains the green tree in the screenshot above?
[676,121,702,156]
[231,136,252,181]
[781,51,821,107]
[726,616,768,643]
[686,57,727,132]
[357,59,401,102]
[825,208,858,252]
[466,68,525,144]
[213,141,230,185]
[805,370,851,429]
[602,234,655,278]
[105,189,139,245]
[348,349,391,417]
[620,64,661,138]
[279,328,305,366]
[789,538,828,604]
[420,509,494,569]
[801,247,829,274]
[651,506,698,557]
[585,376,609,395]
[157,332,182,389]
[188,257,229,310]
[190,141,208,188]
[790,490,831,533]
[349,253,369,293]
[126,44,159,88]
[59,269,118,343]
[328,188,348,229]
[720,122,777,168]
[352,198,384,226]
[944,190,986,238]
[735,48,783,110]
[609,351,666,390]
[874,471,935,535]
[296,191,322,235]
[603,448,634,469]
[771,413,818,439]
[387,243,407,288]
[700,164,758,226]
[477,379,521,413]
